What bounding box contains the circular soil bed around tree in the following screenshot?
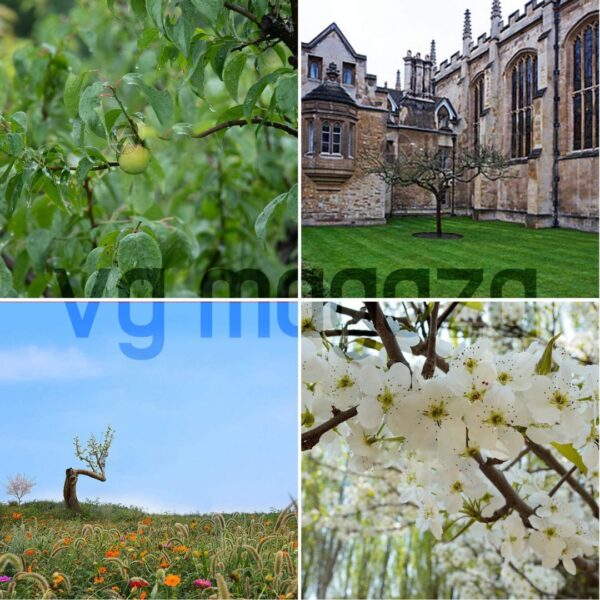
[413,232,463,240]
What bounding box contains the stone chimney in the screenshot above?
[395,69,401,90]
[491,0,502,39]
[430,40,437,67]
[463,9,472,56]
[404,51,413,94]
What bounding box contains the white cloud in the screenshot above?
[0,346,101,382]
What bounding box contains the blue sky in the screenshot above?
[0,302,298,514]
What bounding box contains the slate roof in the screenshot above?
[303,83,357,107]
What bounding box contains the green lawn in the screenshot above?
[302,217,599,298]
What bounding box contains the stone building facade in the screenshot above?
[301,0,599,231]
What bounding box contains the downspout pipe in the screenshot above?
[552,0,561,227]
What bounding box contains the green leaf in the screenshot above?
[352,338,384,351]
[85,267,123,298]
[76,157,94,186]
[190,0,223,22]
[117,231,162,272]
[255,183,297,244]
[0,257,16,297]
[223,52,247,100]
[275,73,297,118]
[550,442,588,475]
[64,71,88,118]
[535,333,561,375]
[26,229,54,271]
[462,302,484,311]
[138,26,161,51]
[79,81,107,139]
[122,73,173,125]
[243,69,283,119]
[145,0,164,30]
[104,108,122,132]
[208,40,237,80]
[10,112,28,133]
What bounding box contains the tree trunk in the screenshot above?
[435,194,443,237]
[63,468,106,511]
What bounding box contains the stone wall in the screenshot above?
[302,108,388,225]
[435,0,598,232]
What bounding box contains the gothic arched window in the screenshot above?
[572,19,599,150]
[321,121,330,154]
[510,54,537,158]
[472,75,485,148]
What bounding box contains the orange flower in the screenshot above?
[27,565,32,573]
[11,513,21,520]
[63,537,71,545]
[159,559,170,568]
[25,532,32,539]
[141,517,152,526]
[24,549,35,556]
[172,545,189,553]
[126,533,137,542]
[98,567,108,574]
[105,549,120,558]
[111,586,119,592]
[53,574,65,587]
[94,576,105,584]
[163,574,181,587]
[140,592,147,600]
[291,541,298,549]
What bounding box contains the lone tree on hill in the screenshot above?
[368,144,513,237]
[5,473,35,505]
[63,426,115,511]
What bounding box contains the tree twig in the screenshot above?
[549,465,578,497]
[472,452,534,525]
[192,117,297,139]
[301,407,358,452]
[364,302,411,371]
[224,1,261,25]
[527,439,599,518]
[421,302,439,379]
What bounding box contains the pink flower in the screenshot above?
[0,576,12,583]
[193,578,211,589]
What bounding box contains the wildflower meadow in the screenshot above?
[0,501,297,599]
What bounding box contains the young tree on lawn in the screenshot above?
[368,145,513,237]
[5,473,35,505]
[63,426,115,512]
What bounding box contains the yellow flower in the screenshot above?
[163,574,181,587]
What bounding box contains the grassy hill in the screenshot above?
[0,501,297,599]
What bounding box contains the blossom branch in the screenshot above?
[364,302,411,371]
[421,302,439,379]
[472,452,534,524]
[301,406,358,452]
[526,439,599,518]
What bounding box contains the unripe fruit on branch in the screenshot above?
[137,123,157,141]
[118,143,150,175]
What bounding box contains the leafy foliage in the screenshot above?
[0,0,297,297]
